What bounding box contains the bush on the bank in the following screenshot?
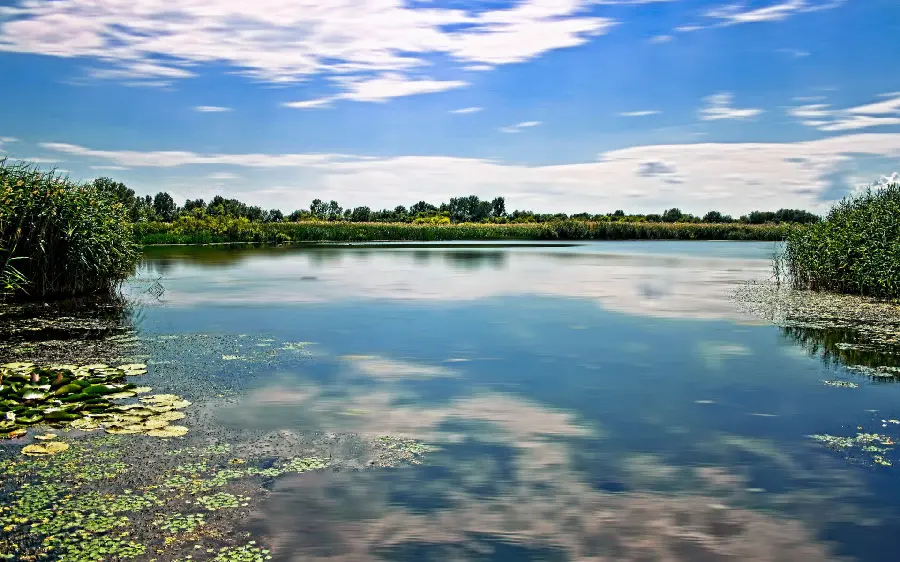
[0,160,138,299]
[784,183,900,298]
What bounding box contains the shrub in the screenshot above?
[784,183,900,298]
[0,160,138,299]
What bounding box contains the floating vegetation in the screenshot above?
[196,492,250,511]
[0,361,194,440]
[21,441,69,456]
[374,436,436,465]
[810,430,897,467]
[0,430,355,561]
[822,380,859,388]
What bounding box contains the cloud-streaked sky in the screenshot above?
[1,0,898,215]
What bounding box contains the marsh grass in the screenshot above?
[136,218,789,245]
[784,183,900,298]
[0,160,139,299]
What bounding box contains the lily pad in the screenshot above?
[133,387,152,394]
[153,411,186,422]
[22,441,69,456]
[146,425,189,438]
[34,433,57,440]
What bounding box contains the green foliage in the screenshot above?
[784,183,900,298]
[0,160,138,299]
[136,218,788,244]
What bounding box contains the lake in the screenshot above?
[60,241,900,560]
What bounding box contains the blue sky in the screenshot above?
[0,0,898,215]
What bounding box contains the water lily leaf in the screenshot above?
[146,425,189,438]
[105,427,143,435]
[34,433,57,440]
[168,400,191,410]
[126,419,170,431]
[68,418,99,431]
[118,363,147,370]
[133,387,152,394]
[54,383,83,396]
[153,411,186,422]
[83,384,122,395]
[141,394,181,403]
[2,362,35,370]
[106,392,137,400]
[21,391,48,401]
[83,363,109,370]
[43,411,80,421]
[22,441,69,456]
[16,414,43,424]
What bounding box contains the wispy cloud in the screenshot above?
[619,110,660,117]
[704,0,844,25]
[194,105,232,113]
[90,165,130,171]
[677,0,844,33]
[0,0,615,96]
[698,93,763,121]
[788,93,900,131]
[285,74,469,107]
[777,48,810,58]
[649,35,674,44]
[499,121,542,133]
[451,107,483,114]
[207,172,240,180]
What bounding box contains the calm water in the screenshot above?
[129,241,900,562]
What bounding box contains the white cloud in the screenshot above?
[0,137,18,143]
[788,93,900,131]
[38,133,900,216]
[649,35,674,44]
[451,107,483,114]
[698,93,763,121]
[194,105,232,113]
[499,121,542,133]
[0,0,616,99]
[285,73,468,107]
[16,157,60,164]
[40,142,351,168]
[207,172,239,180]
[704,0,844,25]
[90,165,130,171]
[619,110,660,117]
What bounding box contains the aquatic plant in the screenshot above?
[0,159,138,299]
[0,361,192,440]
[784,182,900,298]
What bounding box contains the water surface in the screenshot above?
[130,241,900,562]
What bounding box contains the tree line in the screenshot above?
[91,177,821,226]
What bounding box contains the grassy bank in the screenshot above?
[784,183,900,298]
[0,160,138,300]
[136,217,789,245]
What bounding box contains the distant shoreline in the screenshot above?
[135,220,789,246]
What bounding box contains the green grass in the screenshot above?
[784,183,900,298]
[0,160,139,299]
[136,216,789,245]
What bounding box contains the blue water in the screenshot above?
[131,241,900,562]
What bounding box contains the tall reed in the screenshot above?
[0,160,139,299]
[784,183,900,298]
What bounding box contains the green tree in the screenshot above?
[491,196,506,218]
[153,192,177,222]
[662,208,684,223]
[310,199,327,220]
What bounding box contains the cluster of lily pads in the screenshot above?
[0,433,339,561]
[0,361,192,442]
[810,427,898,467]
